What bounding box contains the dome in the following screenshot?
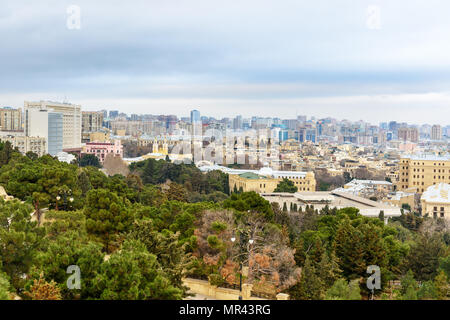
[258,166,273,177]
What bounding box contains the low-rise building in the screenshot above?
[197,164,316,193]
[1,136,47,157]
[420,183,450,219]
[261,190,402,222]
[83,140,123,164]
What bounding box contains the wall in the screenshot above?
[183,278,289,300]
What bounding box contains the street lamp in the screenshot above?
[231,231,254,300]
[58,189,74,211]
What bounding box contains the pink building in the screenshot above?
[83,140,123,163]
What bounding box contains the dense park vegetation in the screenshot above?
[0,140,449,300]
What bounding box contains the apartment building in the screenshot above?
[83,140,123,164]
[82,111,104,133]
[24,108,63,155]
[1,136,47,157]
[398,127,419,143]
[431,125,442,141]
[421,183,450,219]
[397,155,450,193]
[0,107,22,131]
[24,101,81,149]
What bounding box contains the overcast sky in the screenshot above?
[1,0,450,124]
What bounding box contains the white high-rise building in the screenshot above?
[24,101,81,149]
[24,108,63,155]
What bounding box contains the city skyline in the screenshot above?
[1,1,450,124]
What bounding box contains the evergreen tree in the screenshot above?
[401,270,418,296]
[274,178,298,193]
[434,270,449,300]
[0,272,11,300]
[318,251,342,288]
[92,240,183,300]
[79,154,101,168]
[405,234,446,281]
[295,256,325,300]
[348,279,362,300]
[0,199,44,290]
[84,189,134,253]
[333,219,365,278]
[325,278,360,300]
[378,210,385,222]
[77,170,92,196]
[417,281,438,300]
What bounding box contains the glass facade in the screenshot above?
[48,112,63,156]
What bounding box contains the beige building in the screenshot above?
[0,108,22,131]
[90,131,110,142]
[431,125,442,141]
[82,111,104,133]
[24,101,81,149]
[384,191,416,212]
[261,190,402,222]
[1,136,47,157]
[196,164,316,193]
[398,127,419,143]
[228,168,316,193]
[397,155,450,193]
[420,183,450,219]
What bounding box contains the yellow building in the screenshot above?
[228,167,316,193]
[0,107,22,131]
[1,136,47,157]
[90,131,110,142]
[420,183,450,219]
[397,156,450,193]
[384,191,415,212]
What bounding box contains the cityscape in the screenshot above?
[0,0,449,312]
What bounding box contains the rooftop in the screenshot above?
[422,183,450,203]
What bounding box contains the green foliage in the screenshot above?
[417,281,438,300]
[292,257,325,300]
[404,234,446,281]
[29,230,104,299]
[438,256,450,279]
[84,189,134,252]
[131,158,229,195]
[0,199,44,290]
[274,178,298,193]
[92,240,183,300]
[126,220,192,298]
[223,191,274,222]
[325,278,361,300]
[0,154,81,210]
[0,272,11,300]
[79,154,101,168]
[0,141,14,166]
[434,270,449,299]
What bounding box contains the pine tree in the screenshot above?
[434,270,449,300]
[318,251,342,288]
[348,279,362,300]
[378,210,385,222]
[296,256,325,300]
[333,219,365,278]
[401,270,418,296]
